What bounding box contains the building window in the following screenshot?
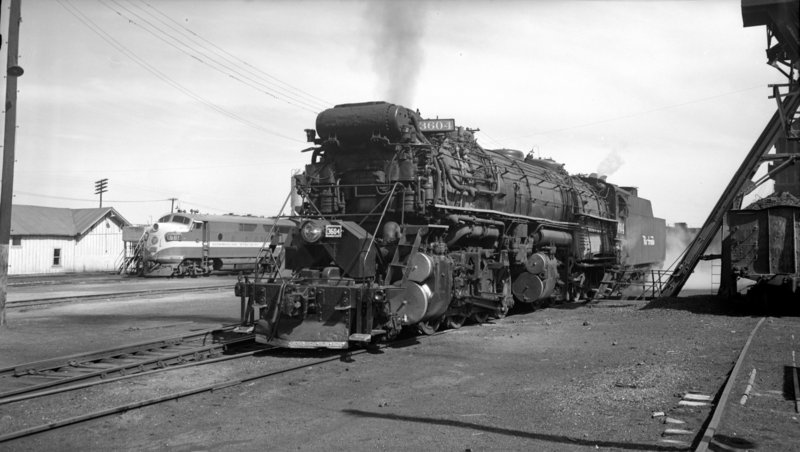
[53,248,62,266]
[11,237,21,247]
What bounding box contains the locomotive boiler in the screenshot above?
[236,102,666,348]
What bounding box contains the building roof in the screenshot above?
[10,205,131,237]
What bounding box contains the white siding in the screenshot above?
[8,237,74,275]
[8,218,125,275]
[74,219,125,272]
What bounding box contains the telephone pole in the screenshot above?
[168,197,177,213]
[94,178,108,208]
[0,0,24,328]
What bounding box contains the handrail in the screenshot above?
[253,191,293,284]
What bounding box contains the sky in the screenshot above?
[0,0,787,226]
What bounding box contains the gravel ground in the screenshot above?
[4,286,793,451]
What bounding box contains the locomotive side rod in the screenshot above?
[660,88,800,298]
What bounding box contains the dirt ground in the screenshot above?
[713,316,800,451]
[1,285,798,451]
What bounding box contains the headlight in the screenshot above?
[300,220,323,243]
[152,223,159,231]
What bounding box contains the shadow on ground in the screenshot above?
[342,409,687,451]
[641,294,800,317]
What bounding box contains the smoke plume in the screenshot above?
[597,149,624,177]
[367,1,427,106]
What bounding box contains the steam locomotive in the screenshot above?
[235,102,666,348]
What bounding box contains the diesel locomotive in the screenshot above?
[139,213,294,277]
[236,102,666,348]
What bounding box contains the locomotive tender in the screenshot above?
[141,212,293,277]
[236,102,666,348]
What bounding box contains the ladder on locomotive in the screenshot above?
[594,269,666,301]
[253,237,284,281]
[118,232,147,275]
[201,221,210,273]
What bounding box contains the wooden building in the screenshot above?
[8,205,131,275]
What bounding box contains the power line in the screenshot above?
[17,160,305,174]
[57,0,304,143]
[475,130,506,149]
[507,85,765,140]
[15,190,170,203]
[101,0,328,114]
[140,0,332,108]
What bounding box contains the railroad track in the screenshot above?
[0,329,447,444]
[6,284,233,309]
[695,316,800,451]
[0,326,255,404]
[650,316,800,450]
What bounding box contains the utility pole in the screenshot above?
[94,178,108,208]
[168,197,177,213]
[0,0,24,328]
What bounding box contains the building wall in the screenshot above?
[8,217,125,275]
[8,236,75,275]
[74,218,125,272]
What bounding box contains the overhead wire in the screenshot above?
[17,161,305,174]
[15,191,170,203]
[507,85,765,140]
[56,0,303,143]
[15,191,240,216]
[139,0,332,109]
[101,0,328,114]
[136,1,333,108]
[475,130,506,149]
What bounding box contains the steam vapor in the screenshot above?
[597,149,624,177]
[663,224,720,291]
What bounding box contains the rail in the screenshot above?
[0,327,451,444]
[0,326,253,403]
[694,318,766,451]
[5,284,232,309]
